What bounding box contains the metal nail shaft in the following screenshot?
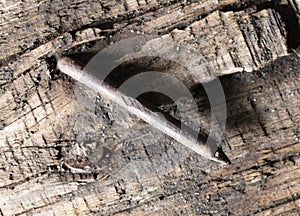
[57,57,231,164]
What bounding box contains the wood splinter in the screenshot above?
[57,57,231,165]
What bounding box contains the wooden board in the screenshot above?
[0,0,299,215]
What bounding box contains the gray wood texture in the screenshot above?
[0,0,299,215]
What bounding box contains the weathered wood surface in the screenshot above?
[0,0,300,215]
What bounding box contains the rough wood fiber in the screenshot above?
[0,0,299,215]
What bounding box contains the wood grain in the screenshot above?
[0,0,299,215]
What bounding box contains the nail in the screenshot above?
[57,56,231,164]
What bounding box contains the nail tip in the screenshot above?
[215,147,232,165]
